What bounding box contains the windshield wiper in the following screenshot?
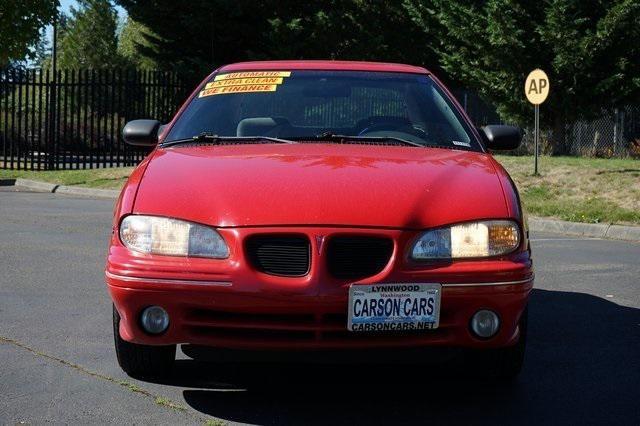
[161,133,297,148]
[286,132,424,148]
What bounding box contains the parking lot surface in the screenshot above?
[1,189,639,425]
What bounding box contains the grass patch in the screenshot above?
[204,419,227,426]
[118,380,144,394]
[495,155,640,225]
[154,396,187,411]
[0,167,133,190]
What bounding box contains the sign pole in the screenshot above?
[525,69,549,176]
[534,104,539,175]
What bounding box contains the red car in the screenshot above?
[107,60,533,379]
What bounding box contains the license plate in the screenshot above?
[347,283,441,332]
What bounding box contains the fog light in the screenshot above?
[140,306,169,334]
[470,310,500,338]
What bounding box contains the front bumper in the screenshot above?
[107,225,533,350]
[107,274,532,350]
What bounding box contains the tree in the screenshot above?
[117,17,159,70]
[37,13,69,71]
[115,0,441,85]
[265,0,439,68]
[30,28,53,69]
[406,0,640,154]
[57,0,124,69]
[0,0,59,67]
[115,0,271,82]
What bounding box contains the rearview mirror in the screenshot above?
[123,119,162,146]
[480,125,522,150]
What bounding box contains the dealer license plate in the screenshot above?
[347,283,441,332]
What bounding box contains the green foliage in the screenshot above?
[0,0,59,66]
[539,0,640,112]
[405,0,640,153]
[115,0,441,84]
[30,30,52,69]
[265,1,437,66]
[57,0,125,69]
[115,0,263,81]
[117,17,159,70]
[38,13,68,71]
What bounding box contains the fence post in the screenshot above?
[613,108,618,156]
[2,69,7,169]
[47,71,57,170]
[619,108,625,158]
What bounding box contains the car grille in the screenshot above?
[326,236,393,280]
[245,235,310,277]
[182,308,448,348]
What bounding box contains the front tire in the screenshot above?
[112,305,175,378]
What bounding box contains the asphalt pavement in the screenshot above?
[1,187,639,425]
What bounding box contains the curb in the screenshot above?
[12,178,119,199]
[15,178,58,193]
[529,217,640,242]
[54,185,120,199]
[4,178,639,242]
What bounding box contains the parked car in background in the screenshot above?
[106,60,532,379]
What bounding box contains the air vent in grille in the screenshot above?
[326,236,393,280]
[246,235,310,277]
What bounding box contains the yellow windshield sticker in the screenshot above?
[205,77,283,89]
[214,71,291,81]
[199,84,278,97]
[200,71,291,97]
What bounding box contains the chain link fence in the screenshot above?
[455,90,640,158]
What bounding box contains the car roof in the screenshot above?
[217,60,430,74]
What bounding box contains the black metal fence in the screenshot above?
[0,68,189,170]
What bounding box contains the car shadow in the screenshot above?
[151,289,640,425]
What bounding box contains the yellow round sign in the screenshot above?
[525,69,550,105]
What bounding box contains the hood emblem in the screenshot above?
[315,235,326,255]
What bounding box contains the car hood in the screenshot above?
[133,143,510,229]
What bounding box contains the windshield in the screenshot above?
[165,70,480,151]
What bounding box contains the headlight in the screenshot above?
[410,220,520,260]
[120,215,229,258]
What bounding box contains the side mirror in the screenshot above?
[122,119,161,146]
[480,125,522,150]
